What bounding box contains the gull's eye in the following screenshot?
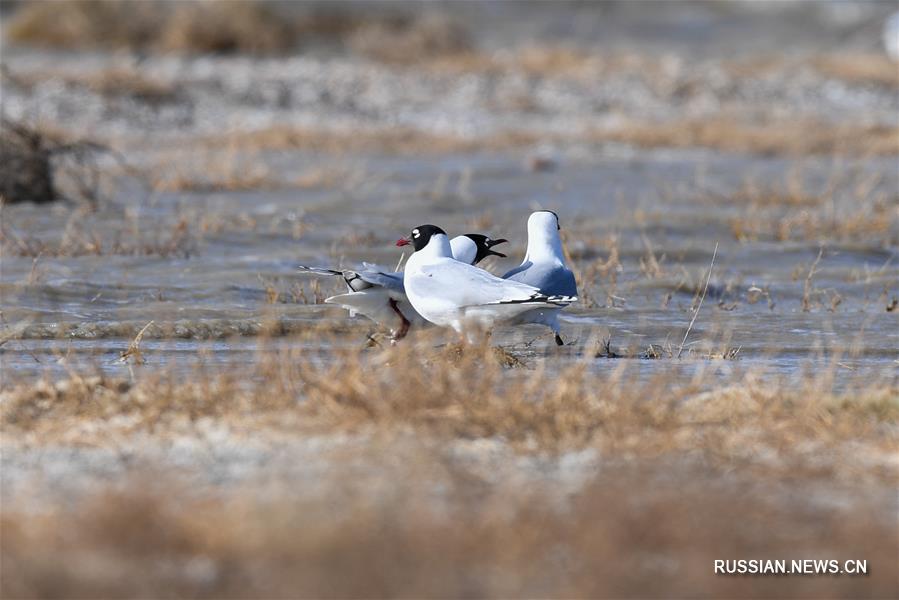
[412,229,420,238]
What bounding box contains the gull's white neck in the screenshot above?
[409,233,453,271]
[524,221,565,266]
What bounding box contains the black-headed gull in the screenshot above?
[502,210,578,345]
[298,233,507,339]
[398,224,575,337]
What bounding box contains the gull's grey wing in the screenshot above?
[501,261,531,280]
[411,260,550,307]
[357,266,405,293]
[504,262,578,298]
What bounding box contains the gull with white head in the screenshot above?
[502,210,578,345]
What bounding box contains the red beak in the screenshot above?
[396,237,411,247]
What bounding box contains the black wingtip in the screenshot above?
[297,265,343,276]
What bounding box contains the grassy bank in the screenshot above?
[2,337,897,597]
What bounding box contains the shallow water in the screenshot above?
[2,150,896,385]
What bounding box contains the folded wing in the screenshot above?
[411,261,572,307]
[356,264,405,294]
[505,262,578,300]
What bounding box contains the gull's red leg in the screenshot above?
[388,299,411,340]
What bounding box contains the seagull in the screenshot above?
[298,233,507,339]
[502,210,578,346]
[398,224,575,338]
[447,233,509,266]
[885,11,899,61]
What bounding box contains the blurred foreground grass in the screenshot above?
[3,462,896,598]
[2,336,897,597]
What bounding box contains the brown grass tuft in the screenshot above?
[812,54,899,88]
[4,0,470,59]
[348,13,471,64]
[158,0,293,54]
[597,118,899,157]
[0,207,200,258]
[722,53,899,89]
[192,119,899,159]
[149,145,277,193]
[3,336,896,462]
[4,0,291,54]
[722,170,899,244]
[4,0,160,50]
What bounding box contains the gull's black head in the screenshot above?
[464,233,508,264]
[396,224,447,252]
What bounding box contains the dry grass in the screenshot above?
[4,0,292,54]
[2,318,897,596]
[145,151,373,195]
[1,336,897,597]
[155,0,294,55]
[3,461,896,599]
[347,13,470,64]
[722,53,899,89]
[721,169,899,244]
[195,119,899,159]
[144,143,374,193]
[199,126,540,156]
[596,119,899,157]
[433,46,899,95]
[149,143,278,193]
[0,205,201,258]
[812,54,899,89]
[6,0,897,91]
[4,0,471,61]
[4,0,165,51]
[3,336,896,461]
[431,46,669,81]
[71,68,178,104]
[5,66,179,105]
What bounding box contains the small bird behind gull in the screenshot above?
[502,210,578,345]
[398,224,575,338]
